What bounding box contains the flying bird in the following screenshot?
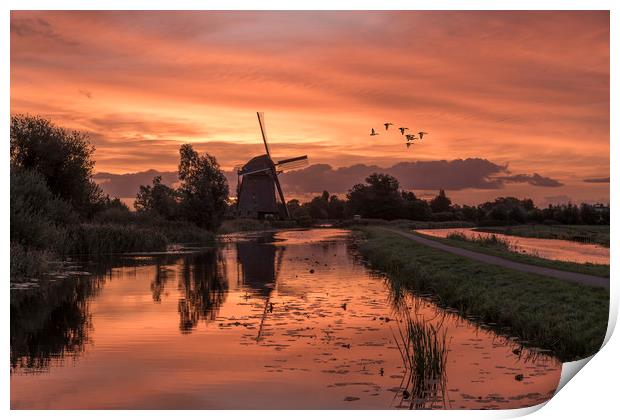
[406,142,412,149]
[384,122,393,130]
[418,131,428,139]
[370,128,379,136]
[398,127,409,135]
[406,134,417,141]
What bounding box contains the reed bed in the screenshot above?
[392,299,449,409]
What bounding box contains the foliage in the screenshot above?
[347,173,406,220]
[134,175,180,220]
[430,189,451,213]
[10,166,76,250]
[177,144,229,230]
[63,223,168,255]
[10,115,105,217]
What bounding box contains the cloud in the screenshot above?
[496,173,563,187]
[95,158,562,203]
[93,169,177,198]
[11,17,79,46]
[583,177,609,183]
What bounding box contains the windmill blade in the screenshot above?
[238,166,271,176]
[272,171,291,219]
[257,111,271,159]
[275,155,309,172]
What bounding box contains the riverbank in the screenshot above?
[476,225,610,247]
[10,220,215,283]
[355,226,609,362]
[414,229,609,278]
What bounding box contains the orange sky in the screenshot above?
[10,11,609,205]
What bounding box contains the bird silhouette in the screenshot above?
[370,128,379,136]
[406,134,417,141]
[418,131,428,139]
[384,122,393,130]
[406,142,412,149]
[398,127,409,135]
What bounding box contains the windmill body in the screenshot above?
[236,113,308,219]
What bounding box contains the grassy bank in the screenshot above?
[356,227,609,361]
[476,225,609,247]
[11,219,215,282]
[337,218,475,230]
[415,230,609,278]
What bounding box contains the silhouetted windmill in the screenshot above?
[236,112,308,219]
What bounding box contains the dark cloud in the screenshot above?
[11,17,79,46]
[94,158,564,201]
[94,169,177,198]
[496,173,564,187]
[583,177,609,183]
[279,159,509,194]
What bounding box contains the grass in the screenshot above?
[356,227,609,362]
[392,301,449,409]
[476,225,610,247]
[337,218,475,230]
[418,230,609,278]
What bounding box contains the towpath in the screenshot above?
[380,228,609,289]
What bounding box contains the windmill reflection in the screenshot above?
[235,234,285,341]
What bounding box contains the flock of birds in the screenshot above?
[370,122,429,149]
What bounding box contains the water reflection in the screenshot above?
[10,275,104,374]
[11,229,561,409]
[176,252,228,333]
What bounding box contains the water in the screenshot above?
[11,229,561,409]
[416,228,609,265]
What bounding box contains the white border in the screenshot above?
[2,2,617,420]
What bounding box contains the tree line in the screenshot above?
[286,173,609,226]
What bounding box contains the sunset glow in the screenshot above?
[10,11,609,205]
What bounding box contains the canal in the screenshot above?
[11,229,560,409]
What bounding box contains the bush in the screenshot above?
[64,224,168,254]
[10,243,52,281]
[10,167,75,251]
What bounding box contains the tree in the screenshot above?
[10,115,104,217]
[327,195,346,219]
[307,190,330,219]
[177,144,229,230]
[430,189,452,213]
[402,191,431,220]
[134,176,180,220]
[346,173,404,220]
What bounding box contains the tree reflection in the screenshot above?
[176,251,228,333]
[10,275,104,374]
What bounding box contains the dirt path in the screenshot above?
[381,228,609,289]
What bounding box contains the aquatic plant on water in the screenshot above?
[392,299,449,409]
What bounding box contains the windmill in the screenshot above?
[236,112,308,219]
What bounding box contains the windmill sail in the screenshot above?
[257,112,271,158]
[275,155,309,172]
